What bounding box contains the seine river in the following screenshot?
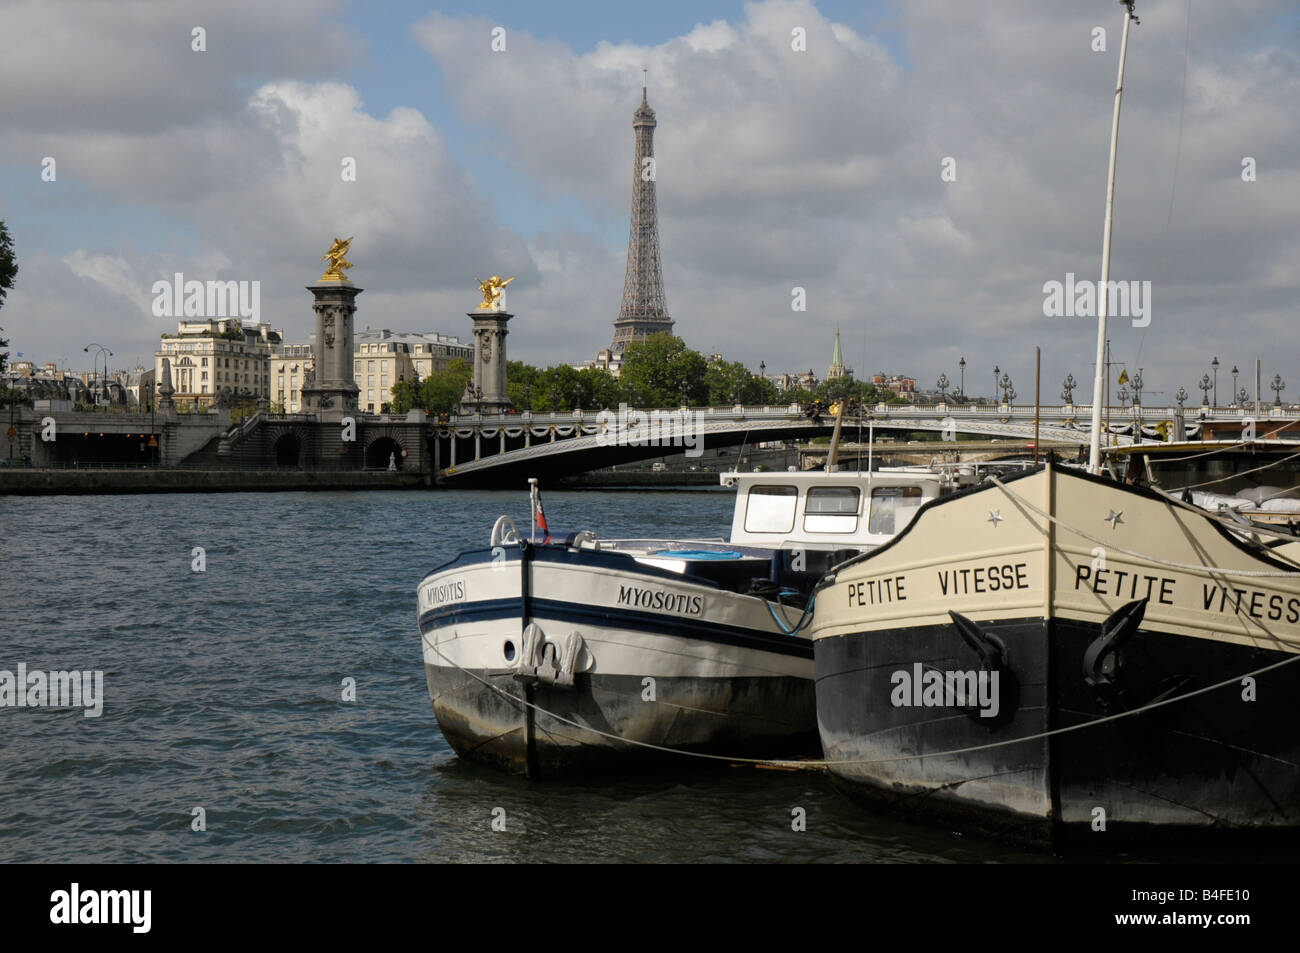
[0,488,1274,863]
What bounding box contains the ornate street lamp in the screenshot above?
[1272,373,1286,407]
[1061,373,1077,404]
[1238,386,1249,408]
[1211,356,1220,407]
[1231,365,1239,406]
[1118,386,1129,409]
[1198,374,1212,406]
[1176,386,1188,409]
[83,343,113,411]
[993,365,1000,403]
[936,373,948,404]
[1131,369,1143,406]
[958,357,966,400]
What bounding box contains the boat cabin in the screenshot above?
[723,468,945,551]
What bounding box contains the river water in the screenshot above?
[0,488,1269,863]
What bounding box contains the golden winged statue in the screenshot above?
[320,236,355,281]
[475,274,515,310]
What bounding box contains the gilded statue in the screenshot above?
[475,274,514,310]
[320,237,354,281]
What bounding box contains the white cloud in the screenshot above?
[2,0,1298,399]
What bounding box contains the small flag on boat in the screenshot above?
[1117,369,1129,385]
[535,490,551,543]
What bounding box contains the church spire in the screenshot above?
[828,327,847,380]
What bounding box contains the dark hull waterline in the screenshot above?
[815,614,1300,847]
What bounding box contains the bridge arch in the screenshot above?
[365,435,406,470]
[274,432,302,468]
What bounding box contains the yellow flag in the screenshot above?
[1117,369,1130,385]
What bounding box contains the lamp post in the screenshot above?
[680,377,689,408]
[573,385,582,413]
[958,356,966,401]
[1211,356,1219,408]
[523,383,532,412]
[993,365,1000,404]
[1231,365,1239,406]
[936,373,948,405]
[1061,373,1077,404]
[5,370,17,462]
[1238,387,1249,408]
[1131,369,1143,406]
[1198,374,1212,407]
[1271,374,1286,407]
[1176,386,1187,409]
[84,343,112,411]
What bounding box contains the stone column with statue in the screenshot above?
[459,274,515,415]
[301,237,362,420]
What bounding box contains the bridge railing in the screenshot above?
[437,402,1300,428]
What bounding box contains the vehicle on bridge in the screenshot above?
[417,466,949,777]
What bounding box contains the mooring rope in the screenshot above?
[988,475,1300,578]
[420,629,1300,769]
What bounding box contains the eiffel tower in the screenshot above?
[611,76,673,357]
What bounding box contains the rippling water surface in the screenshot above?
[0,488,1264,863]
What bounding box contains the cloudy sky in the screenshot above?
[1,0,1297,403]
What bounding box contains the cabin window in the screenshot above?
[744,485,797,533]
[804,486,860,533]
[867,486,924,535]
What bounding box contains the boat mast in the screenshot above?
[1088,0,1139,474]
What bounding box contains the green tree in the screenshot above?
[705,359,778,405]
[577,366,621,410]
[390,369,423,414]
[418,358,472,413]
[619,333,708,406]
[505,360,542,411]
[0,220,17,376]
[815,377,878,406]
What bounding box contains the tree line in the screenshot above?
[388,332,897,415]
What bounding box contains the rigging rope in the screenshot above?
[988,475,1300,578]
[421,626,1300,770]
